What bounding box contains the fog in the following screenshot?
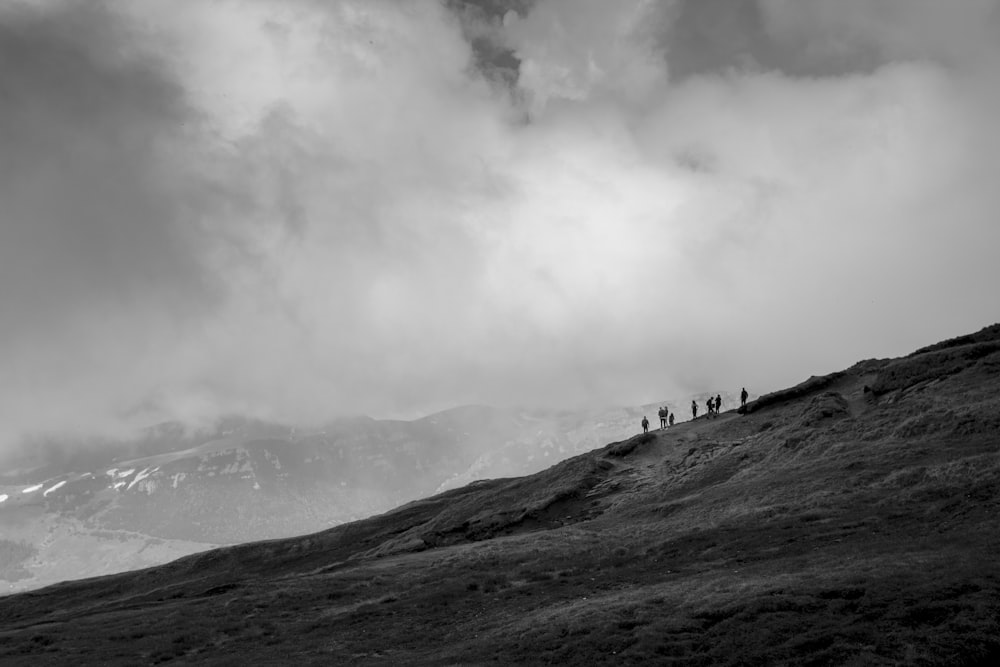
[2,0,998,450]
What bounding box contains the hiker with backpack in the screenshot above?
[658,407,666,429]
[641,416,649,434]
[668,412,674,427]
[715,394,722,414]
[741,387,749,408]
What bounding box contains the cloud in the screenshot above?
[501,0,672,112]
[1,0,999,453]
[0,2,226,443]
[758,0,1000,70]
[0,2,212,326]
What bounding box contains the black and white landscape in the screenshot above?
[1,325,998,664]
[2,0,1000,664]
[1,396,736,593]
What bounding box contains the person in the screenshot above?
[715,394,722,414]
[741,387,748,408]
[706,397,714,417]
[658,407,666,429]
[691,400,697,419]
[641,416,649,434]
[668,412,674,427]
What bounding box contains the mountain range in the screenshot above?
[0,393,738,594]
[0,325,997,664]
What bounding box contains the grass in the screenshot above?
[872,341,1000,395]
[741,371,847,415]
[0,328,998,665]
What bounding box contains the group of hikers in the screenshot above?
[641,387,749,433]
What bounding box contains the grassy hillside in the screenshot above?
[0,325,998,665]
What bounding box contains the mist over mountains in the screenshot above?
[3,0,1000,660]
[1,393,739,594]
[2,0,999,448]
[0,324,997,664]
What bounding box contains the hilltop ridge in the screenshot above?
[1,325,999,664]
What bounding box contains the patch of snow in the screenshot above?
[171,472,186,489]
[113,481,126,491]
[0,494,7,503]
[252,481,260,490]
[127,467,155,491]
[117,468,136,479]
[22,484,43,494]
[106,468,118,477]
[43,480,67,497]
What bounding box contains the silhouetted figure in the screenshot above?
[691,400,697,419]
[658,407,666,429]
[669,413,675,427]
[706,398,714,417]
[641,416,649,434]
[741,387,748,407]
[715,394,722,414]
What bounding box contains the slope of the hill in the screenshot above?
[1,395,738,594]
[1,325,998,665]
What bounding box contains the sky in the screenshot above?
[1,0,999,450]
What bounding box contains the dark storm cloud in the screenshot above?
[664,0,882,78]
[0,1,228,447]
[1,0,999,453]
[0,3,216,331]
[445,0,535,87]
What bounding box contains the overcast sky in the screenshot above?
[1,0,999,448]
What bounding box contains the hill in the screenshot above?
[1,395,732,594]
[1,325,998,664]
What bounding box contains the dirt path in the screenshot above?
[629,411,744,464]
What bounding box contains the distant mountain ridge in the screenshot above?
[1,324,996,664]
[0,392,745,592]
